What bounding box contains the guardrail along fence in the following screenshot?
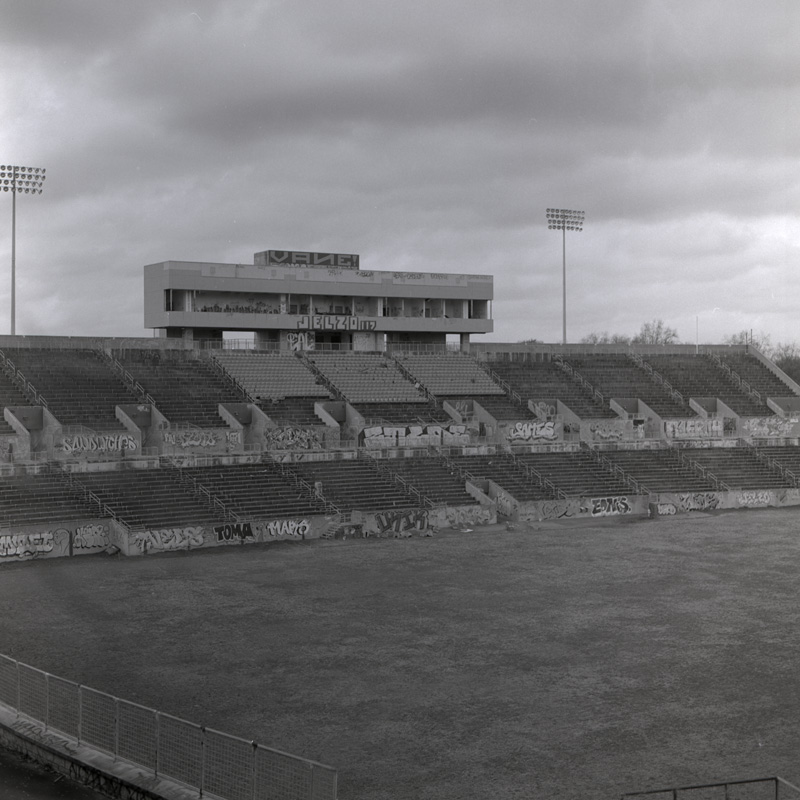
[0,654,337,800]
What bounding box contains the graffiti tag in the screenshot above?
[61,434,137,454]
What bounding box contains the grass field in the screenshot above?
[3,508,800,799]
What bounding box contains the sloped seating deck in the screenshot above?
[3,348,138,430]
[721,353,797,402]
[307,352,425,403]
[258,397,326,426]
[75,469,216,529]
[456,394,532,421]
[565,355,691,418]
[755,445,800,479]
[0,369,31,435]
[398,354,505,396]
[118,353,246,428]
[292,459,417,511]
[488,360,610,419]
[645,354,773,417]
[379,459,478,505]
[354,401,452,426]
[603,448,717,492]
[450,454,553,501]
[0,472,97,526]
[682,447,792,489]
[187,462,328,518]
[214,351,329,399]
[516,451,631,497]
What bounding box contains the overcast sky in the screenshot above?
[1,0,799,346]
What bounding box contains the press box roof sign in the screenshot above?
[254,250,360,269]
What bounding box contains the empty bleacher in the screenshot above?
[186,461,329,518]
[379,458,478,506]
[3,348,139,430]
[645,354,774,417]
[564,355,692,418]
[399,353,505,396]
[0,368,33,435]
[75,468,217,529]
[118,351,246,428]
[353,401,452,426]
[450,454,553,501]
[0,471,98,526]
[680,447,792,490]
[720,353,797,404]
[213,351,330,400]
[292,459,418,511]
[307,352,425,404]
[488,360,610,419]
[517,450,631,497]
[603,448,717,493]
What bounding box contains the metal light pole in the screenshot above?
[546,207,584,345]
[1,165,46,335]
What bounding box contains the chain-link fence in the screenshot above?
[0,654,337,800]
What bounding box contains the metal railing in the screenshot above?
[0,653,337,800]
[621,775,800,799]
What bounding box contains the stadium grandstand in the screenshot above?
[0,248,799,560]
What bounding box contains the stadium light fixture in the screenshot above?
[1,165,46,335]
[546,207,584,345]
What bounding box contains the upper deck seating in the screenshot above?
[353,401,452,426]
[0,472,97,526]
[187,462,329,518]
[0,369,33,435]
[398,354,505,396]
[488,360,610,419]
[76,468,216,529]
[449,394,533,421]
[307,353,425,404]
[3,348,139,431]
[720,354,797,403]
[118,352,246,428]
[258,397,326,426]
[565,355,692,418]
[213,351,329,400]
[645,354,773,417]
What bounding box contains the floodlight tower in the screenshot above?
[546,207,584,345]
[1,165,46,335]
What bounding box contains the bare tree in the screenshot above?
[631,319,679,345]
[723,329,772,354]
[580,331,632,344]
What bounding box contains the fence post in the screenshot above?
[154,712,160,778]
[44,673,49,731]
[251,741,258,800]
[200,725,206,798]
[114,697,119,761]
[77,686,83,744]
[15,659,20,718]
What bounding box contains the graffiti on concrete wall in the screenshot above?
[261,518,311,539]
[287,331,315,351]
[61,434,137,454]
[586,496,631,517]
[506,420,558,443]
[164,430,242,449]
[657,492,720,516]
[0,532,56,559]
[586,420,643,442]
[374,508,429,537]
[362,423,469,448]
[263,426,322,450]
[443,505,494,527]
[533,401,558,418]
[214,522,254,543]
[664,418,723,439]
[741,417,800,439]
[73,523,111,551]
[535,498,582,521]
[132,526,204,553]
[737,490,773,508]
